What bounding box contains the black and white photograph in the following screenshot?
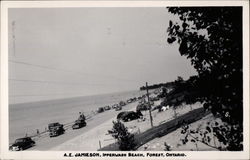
[0,1,249,160]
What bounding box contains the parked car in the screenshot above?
[97,107,104,113]
[117,111,142,122]
[149,96,160,101]
[9,137,35,151]
[112,104,119,109]
[104,105,111,111]
[115,105,122,111]
[119,101,126,106]
[136,103,150,112]
[138,98,146,104]
[127,99,132,103]
[48,122,65,137]
[117,111,127,119]
[72,119,86,129]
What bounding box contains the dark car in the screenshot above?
[136,103,150,112]
[117,111,142,122]
[97,107,104,113]
[72,119,86,129]
[117,111,127,119]
[136,101,154,112]
[48,122,65,137]
[10,137,35,151]
[119,101,126,106]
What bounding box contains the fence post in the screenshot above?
[99,140,102,149]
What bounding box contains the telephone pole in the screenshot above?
[146,82,153,128]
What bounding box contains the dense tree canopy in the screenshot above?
[167,7,243,150]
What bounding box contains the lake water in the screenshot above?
[9,90,145,142]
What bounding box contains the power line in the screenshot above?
[9,93,90,97]
[9,78,118,87]
[9,59,138,83]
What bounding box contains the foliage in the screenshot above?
[160,76,200,107]
[108,120,136,151]
[140,81,175,90]
[164,142,172,151]
[180,120,243,151]
[167,7,243,150]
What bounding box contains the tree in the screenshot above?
[108,121,136,151]
[167,7,243,150]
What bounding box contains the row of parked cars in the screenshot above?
[96,96,144,114]
[9,114,87,151]
[96,100,126,113]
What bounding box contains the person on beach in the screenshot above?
[79,112,86,121]
[37,129,40,137]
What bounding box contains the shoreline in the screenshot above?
[27,100,140,150]
[9,90,145,143]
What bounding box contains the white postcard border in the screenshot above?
[1,1,249,160]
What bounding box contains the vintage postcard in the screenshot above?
[0,1,249,160]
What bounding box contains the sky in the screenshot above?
[8,8,197,104]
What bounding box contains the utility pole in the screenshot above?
[146,82,153,128]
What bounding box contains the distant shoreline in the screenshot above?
[9,89,140,106]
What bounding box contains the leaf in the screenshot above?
[190,130,195,134]
[181,129,186,134]
[167,37,176,44]
[206,126,211,133]
[179,40,188,55]
[207,136,211,143]
[169,20,173,27]
[182,22,188,29]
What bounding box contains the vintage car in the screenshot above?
[97,107,104,113]
[149,95,160,101]
[127,99,132,103]
[136,103,150,112]
[119,101,126,107]
[112,104,119,109]
[48,122,65,137]
[72,119,86,129]
[10,137,35,151]
[117,111,142,122]
[117,111,127,119]
[104,105,111,111]
[115,105,122,111]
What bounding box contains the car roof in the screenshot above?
[16,137,31,140]
[49,122,59,125]
[121,111,134,116]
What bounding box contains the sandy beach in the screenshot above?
[37,101,202,151]
[27,101,140,151]
[9,90,144,143]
